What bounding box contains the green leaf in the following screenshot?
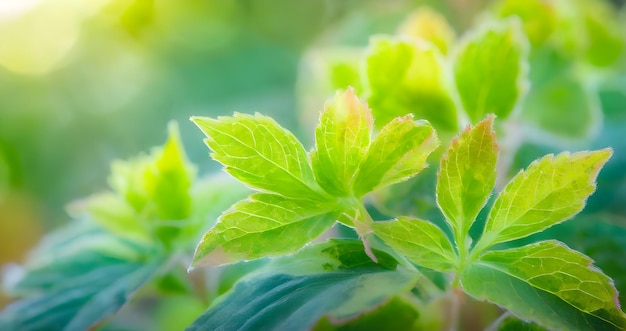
[579,0,625,67]
[365,36,458,131]
[144,122,194,220]
[477,149,612,249]
[372,216,457,272]
[527,214,626,307]
[437,116,497,248]
[398,8,456,54]
[494,0,555,47]
[311,88,372,196]
[462,241,626,330]
[108,156,151,213]
[0,228,163,331]
[262,239,400,274]
[187,240,420,331]
[192,113,325,200]
[497,316,547,331]
[352,115,439,196]
[79,192,149,242]
[453,19,529,122]
[522,63,599,139]
[191,193,337,267]
[312,296,420,331]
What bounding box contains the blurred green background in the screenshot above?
[1,0,625,271]
[0,0,467,262]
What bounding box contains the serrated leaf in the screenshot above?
[191,193,337,267]
[453,19,529,122]
[529,214,626,307]
[462,241,626,330]
[352,115,439,196]
[477,149,611,249]
[372,217,457,272]
[192,113,325,200]
[144,122,194,220]
[0,233,163,331]
[187,241,420,331]
[311,88,372,196]
[365,36,458,131]
[398,7,456,54]
[437,116,497,247]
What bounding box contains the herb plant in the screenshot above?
[2,1,626,330]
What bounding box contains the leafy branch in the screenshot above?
[190,88,440,266]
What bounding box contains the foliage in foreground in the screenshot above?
[2,0,626,330]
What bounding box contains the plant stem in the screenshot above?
[448,286,465,331]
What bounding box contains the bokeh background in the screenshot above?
[1,0,625,310]
[0,0,492,263]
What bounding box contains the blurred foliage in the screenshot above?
[1,0,626,329]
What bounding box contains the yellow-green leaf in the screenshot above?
[462,241,626,330]
[397,7,456,54]
[372,216,457,272]
[192,113,325,200]
[145,122,195,220]
[437,116,498,248]
[477,149,612,249]
[352,115,439,196]
[311,88,372,196]
[365,36,458,131]
[453,19,529,122]
[191,193,336,267]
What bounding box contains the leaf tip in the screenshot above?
[191,246,232,268]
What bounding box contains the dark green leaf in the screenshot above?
[0,233,163,331]
[187,240,419,331]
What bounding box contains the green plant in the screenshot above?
[2,1,626,330]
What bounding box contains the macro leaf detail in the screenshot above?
[462,241,626,329]
[437,115,497,247]
[192,113,324,200]
[191,193,336,266]
[311,88,372,196]
[479,149,612,248]
[353,115,439,196]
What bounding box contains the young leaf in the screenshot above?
[398,7,456,54]
[352,115,439,196]
[372,216,457,272]
[437,116,497,248]
[477,149,612,249]
[461,241,626,330]
[365,37,458,131]
[109,156,151,213]
[453,19,529,122]
[191,193,337,267]
[79,192,149,242]
[311,88,372,196]
[192,113,325,200]
[494,0,555,47]
[144,122,194,220]
[187,240,420,331]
